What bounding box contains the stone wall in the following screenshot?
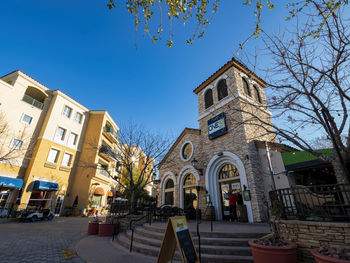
[275,220,350,263]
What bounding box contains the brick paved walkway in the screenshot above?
[0,217,90,263]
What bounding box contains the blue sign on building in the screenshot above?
[208,112,227,139]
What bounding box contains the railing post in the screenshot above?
[130,228,134,252]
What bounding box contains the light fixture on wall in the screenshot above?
[191,158,203,176]
[217,152,223,156]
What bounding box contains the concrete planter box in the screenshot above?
[87,221,99,235]
[311,248,350,263]
[248,240,297,263]
[98,223,114,237]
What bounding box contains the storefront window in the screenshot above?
[28,190,52,209]
[183,173,197,219]
[218,164,239,180]
[164,179,174,205]
[91,195,102,207]
[0,190,10,209]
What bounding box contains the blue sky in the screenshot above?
[0,0,286,138]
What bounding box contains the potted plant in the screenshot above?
[248,200,297,263]
[87,216,101,235]
[311,244,350,263]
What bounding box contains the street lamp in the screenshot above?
[191,158,203,176]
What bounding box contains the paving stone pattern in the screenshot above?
[0,217,90,263]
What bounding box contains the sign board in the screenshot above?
[231,182,241,190]
[157,216,199,263]
[208,112,227,139]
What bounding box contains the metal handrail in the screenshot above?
[269,184,350,222]
[196,210,202,263]
[129,213,148,252]
[204,200,214,232]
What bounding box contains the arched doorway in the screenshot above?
[218,164,241,220]
[164,179,174,205]
[205,152,253,222]
[183,173,197,219]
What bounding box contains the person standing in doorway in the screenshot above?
[229,191,239,222]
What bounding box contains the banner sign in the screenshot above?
[208,112,227,139]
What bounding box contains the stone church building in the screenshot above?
[158,58,293,223]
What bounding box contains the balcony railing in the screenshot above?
[99,145,118,160]
[269,184,350,222]
[104,126,120,141]
[22,94,44,109]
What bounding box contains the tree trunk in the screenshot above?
[130,190,136,214]
[332,157,350,185]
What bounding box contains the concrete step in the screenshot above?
[127,230,251,247]
[142,223,268,238]
[117,232,253,263]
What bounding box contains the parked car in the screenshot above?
[17,209,54,222]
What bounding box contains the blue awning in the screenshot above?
[0,176,23,189]
[33,180,59,191]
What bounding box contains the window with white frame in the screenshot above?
[74,112,83,124]
[10,139,23,150]
[68,132,78,146]
[21,114,33,125]
[55,127,66,141]
[47,148,60,163]
[61,152,73,167]
[62,106,72,118]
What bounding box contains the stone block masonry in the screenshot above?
[275,220,350,263]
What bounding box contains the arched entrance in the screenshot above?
[177,165,200,210]
[205,152,253,222]
[183,173,197,219]
[218,164,241,220]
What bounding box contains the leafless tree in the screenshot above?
[83,123,173,213]
[233,2,350,184]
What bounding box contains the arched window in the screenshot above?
[242,78,251,97]
[204,89,213,109]
[254,85,262,103]
[164,179,174,205]
[218,164,239,180]
[217,79,228,101]
[166,179,174,189]
[184,173,196,186]
[183,173,197,218]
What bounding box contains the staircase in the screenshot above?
[116,223,269,263]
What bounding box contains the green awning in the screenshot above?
[282,149,333,167]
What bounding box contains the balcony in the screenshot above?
[22,94,44,109]
[103,125,119,143]
[99,145,118,162]
[99,168,110,177]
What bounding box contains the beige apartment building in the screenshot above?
[0,70,122,216]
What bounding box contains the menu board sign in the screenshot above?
[157,216,199,263]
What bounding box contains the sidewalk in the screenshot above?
[75,235,159,263]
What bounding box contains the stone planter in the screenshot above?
[311,248,350,263]
[87,221,99,235]
[248,240,297,263]
[98,222,114,237]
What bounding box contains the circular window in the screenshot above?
[181,142,193,161]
